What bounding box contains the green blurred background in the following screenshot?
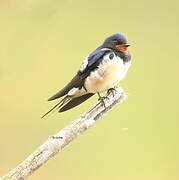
[0,0,178,179]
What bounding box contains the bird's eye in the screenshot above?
[113,39,118,43]
[113,39,119,44]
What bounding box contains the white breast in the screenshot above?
[84,53,131,93]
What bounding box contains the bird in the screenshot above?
[42,33,131,118]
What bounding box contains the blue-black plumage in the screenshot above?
[42,33,131,118]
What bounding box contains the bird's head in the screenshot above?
[103,33,130,53]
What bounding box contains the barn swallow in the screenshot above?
[42,33,131,118]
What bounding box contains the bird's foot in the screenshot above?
[97,92,108,109]
[98,96,108,109]
[107,88,116,97]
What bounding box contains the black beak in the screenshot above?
[122,44,130,47]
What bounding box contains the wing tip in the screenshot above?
[48,90,68,101]
[48,97,54,101]
[48,94,61,101]
[58,93,94,112]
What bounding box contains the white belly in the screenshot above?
[84,53,131,93]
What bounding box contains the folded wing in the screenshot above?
[48,73,85,101]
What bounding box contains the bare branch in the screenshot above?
[0,86,127,180]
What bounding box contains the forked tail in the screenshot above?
[41,93,94,118]
[41,96,71,118]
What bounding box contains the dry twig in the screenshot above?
[0,86,127,180]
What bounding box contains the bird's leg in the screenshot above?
[97,92,107,109]
[83,85,88,92]
[107,88,116,97]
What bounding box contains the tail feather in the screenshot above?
[42,93,94,118]
[59,93,94,112]
[41,96,71,118]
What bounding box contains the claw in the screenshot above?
[97,92,108,109]
[107,88,116,97]
[98,97,107,109]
